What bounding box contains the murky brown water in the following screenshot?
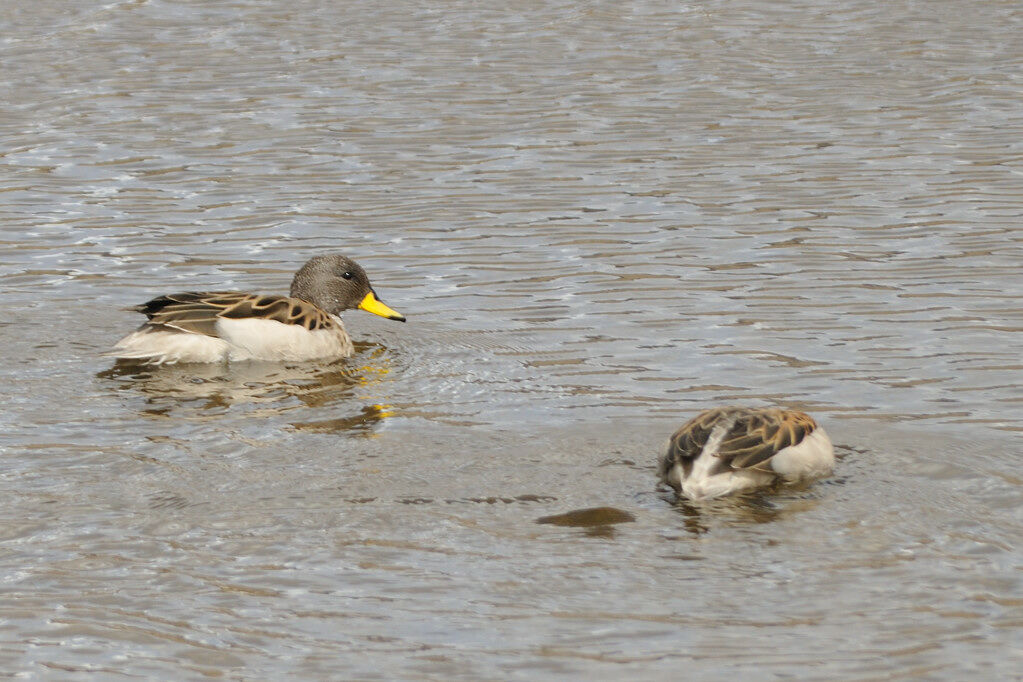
[2,0,1022,678]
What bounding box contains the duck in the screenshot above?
[108,254,405,364]
[658,406,834,500]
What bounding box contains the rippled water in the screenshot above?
[2,0,1022,678]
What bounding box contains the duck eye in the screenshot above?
[341,271,354,280]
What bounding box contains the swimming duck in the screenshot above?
[658,407,834,500]
[109,254,405,364]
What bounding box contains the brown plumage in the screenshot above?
[658,407,833,499]
[130,292,339,336]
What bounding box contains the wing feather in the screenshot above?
[132,292,336,337]
[667,407,817,472]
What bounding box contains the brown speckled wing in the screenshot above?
[132,292,336,336]
[666,407,817,472]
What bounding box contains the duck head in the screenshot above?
[290,254,405,321]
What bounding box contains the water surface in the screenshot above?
[2,0,1022,678]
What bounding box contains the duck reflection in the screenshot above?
[97,341,397,434]
[290,403,394,434]
[669,489,824,536]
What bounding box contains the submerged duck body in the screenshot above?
[658,407,834,500]
[109,254,405,365]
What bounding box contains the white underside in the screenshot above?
[667,427,835,500]
[109,317,354,364]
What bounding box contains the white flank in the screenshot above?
[109,316,354,364]
[109,329,230,365]
[214,317,353,362]
[681,463,774,501]
[770,427,835,480]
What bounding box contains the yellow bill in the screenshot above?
[358,291,406,322]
